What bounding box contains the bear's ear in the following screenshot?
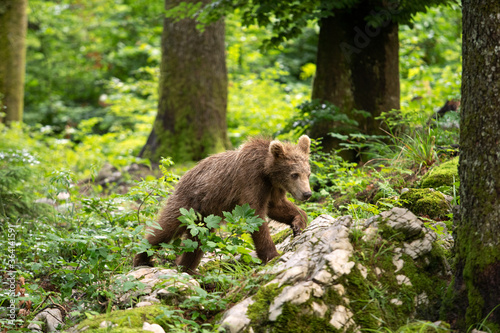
[297,135,310,155]
[270,140,286,159]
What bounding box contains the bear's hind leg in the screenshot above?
[133,208,185,267]
[176,247,204,274]
[175,232,204,273]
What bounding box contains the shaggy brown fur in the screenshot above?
[133,135,312,273]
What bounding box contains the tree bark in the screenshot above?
[310,4,400,160]
[441,0,500,329]
[0,0,28,124]
[140,0,229,163]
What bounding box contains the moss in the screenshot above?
[399,247,449,321]
[400,189,449,219]
[271,228,292,245]
[442,219,500,328]
[247,283,340,333]
[344,267,382,330]
[247,283,284,330]
[273,302,339,333]
[420,157,458,189]
[378,220,412,242]
[76,305,166,332]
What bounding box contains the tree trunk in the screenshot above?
[140,0,229,163]
[311,4,400,160]
[0,0,28,124]
[441,0,500,330]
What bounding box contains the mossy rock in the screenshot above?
[75,305,165,332]
[400,189,450,219]
[272,228,292,244]
[421,157,458,189]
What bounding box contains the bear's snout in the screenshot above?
[302,191,312,200]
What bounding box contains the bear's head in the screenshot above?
[268,135,312,201]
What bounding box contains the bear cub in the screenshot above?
[133,135,312,273]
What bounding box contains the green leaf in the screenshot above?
[182,239,198,252]
[204,214,222,229]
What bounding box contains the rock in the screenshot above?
[403,229,437,259]
[143,322,166,333]
[268,281,323,320]
[329,305,355,331]
[35,198,56,206]
[390,299,403,306]
[27,307,65,332]
[113,267,200,308]
[396,275,412,286]
[139,296,161,304]
[219,297,255,333]
[135,301,153,307]
[377,207,423,239]
[99,321,115,328]
[311,302,329,317]
[219,208,451,332]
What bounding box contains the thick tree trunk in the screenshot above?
[441,0,500,329]
[140,0,229,163]
[311,4,400,159]
[0,0,28,124]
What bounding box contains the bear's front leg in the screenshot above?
[268,198,308,236]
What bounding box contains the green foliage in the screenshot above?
[389,128,438,170]
[227,66,308,146]
[171,0,456,49]
[0,149,41,220]
[399,5,462,120]
[277,99,362,138]
[163,204,265,265]
[308,140,368,199]
[25,0,162,128]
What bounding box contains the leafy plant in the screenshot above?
[277,99,362,138]
[162,204,265,266]
[390,128,438,171]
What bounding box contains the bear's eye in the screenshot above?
[291,173,299,180]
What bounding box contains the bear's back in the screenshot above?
[171,139,272,216]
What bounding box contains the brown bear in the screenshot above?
[133,135,312,273]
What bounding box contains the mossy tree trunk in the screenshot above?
[140,0,229,163]
[310,3,400,160]
[442,0,500,330]
[0,0,28,124]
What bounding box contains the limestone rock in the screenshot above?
[219,208,451,332]
[329,305,356,331]
[268,281,323,321]
[27,307,65,332]
[377,207,423,239]
[114,267,199,308]
[143,322,166,333]
[219,297,255,333]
